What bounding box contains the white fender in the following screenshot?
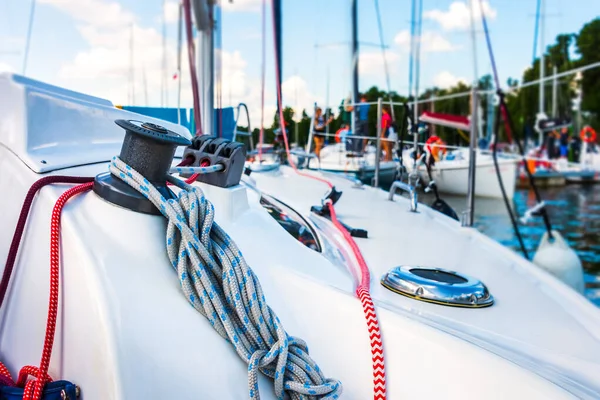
[533,230,585,293]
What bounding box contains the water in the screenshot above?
[422,185,600,306]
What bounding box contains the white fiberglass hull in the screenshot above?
[307,143,397,184]
[247,165,600,399]
[425,158,517,199]
[2,73,600,399]
[404,150,518,199]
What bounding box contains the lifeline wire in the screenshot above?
[110,156,341,400]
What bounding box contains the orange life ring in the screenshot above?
[425,135,447,161]
[580,126,597,143]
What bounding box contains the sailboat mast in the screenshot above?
[412,0,422,135]
[274,0,282,112]
[143,67,148,106]
[351,0,358,134]
[177,1,183,124]
[551,65,558,117]
[194,0,214,136]
[162,0,167,107]
[538,0,545,116]
[326,66,331,135]
[468,0,482,139]
[129,24,135,105]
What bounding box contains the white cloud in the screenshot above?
[222,0,262,13]
[39,0,135,28]
[164,1,180,24]
[358,50,400,76]
[0,62,15,73]
[424,0,496,31]
[36,0,316,131]
[433,71,467,89]
[394,30,458,52]
[282,76,322,122]
[0,36,25,50]
[39,0,181,108]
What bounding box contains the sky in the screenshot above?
[1,0,598,127]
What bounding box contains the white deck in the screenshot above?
[0,73,599,399]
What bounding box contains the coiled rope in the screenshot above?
[109,156,342,399]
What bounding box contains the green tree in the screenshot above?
[576,18,600,127]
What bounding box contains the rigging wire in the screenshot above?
[373,0,394,120]
[258,0,266,160]
[478,0,554,257]
[22,0,36,76]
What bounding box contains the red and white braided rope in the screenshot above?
[326,201,387,399]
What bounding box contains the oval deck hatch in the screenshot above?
[381,266,494,308]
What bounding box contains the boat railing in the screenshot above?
[305,131,397,143]
[306,97,392,187]
[388,180,418,212]
[403,141,590,169]
[233,102,253,149]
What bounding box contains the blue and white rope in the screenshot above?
[169,164,224,174]
[109,156,342,400]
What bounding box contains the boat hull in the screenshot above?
[307,144,398,187]
[419,159,518,199]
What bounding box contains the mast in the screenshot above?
[194,0,214,136]
[412,0,422,143]
[129,24,135,105]
[326,66,330,135]
[430,94,435,136]
[551,65,558,117]
[468,0,481,139]
[162,0,168,107]
[538,0,545,116]
[294,68,299,145]
[274,0,282,112]
[143,67,148,106]
[177,1,183,124]
[537,0,546,145]
[486,91,495,142]
[465,0,479,227]
[351,0,358,134]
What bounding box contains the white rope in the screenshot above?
[109,156,342,400]
[169,164,224,174]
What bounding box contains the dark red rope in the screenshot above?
[0,176,94,311]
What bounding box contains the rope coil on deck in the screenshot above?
[109,156,342,400]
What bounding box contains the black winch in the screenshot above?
[93,119,191,215]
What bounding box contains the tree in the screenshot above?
[576,18,600,126]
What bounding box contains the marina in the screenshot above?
[1,0,600,399]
